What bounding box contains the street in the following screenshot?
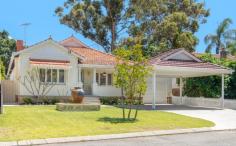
[43,130,236,146]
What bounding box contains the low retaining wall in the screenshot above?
[172,96,236,109]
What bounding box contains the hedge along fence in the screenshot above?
[172,96,236,109]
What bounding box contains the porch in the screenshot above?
[77,64,121,96]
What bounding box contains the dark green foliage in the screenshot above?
[22,97,60,105]
[0,59,5,79]
[0,30,16,73]
[99,96,120,105]
[184,76,221,97]
[226,62,236,99]
[127,0,209,57]
[22,97,35,105]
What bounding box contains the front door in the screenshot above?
[82,69,92,95]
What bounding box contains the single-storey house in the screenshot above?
[7,36,233,108]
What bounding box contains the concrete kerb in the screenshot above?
[1,127,236,146]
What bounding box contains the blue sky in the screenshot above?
[0,0,236,53]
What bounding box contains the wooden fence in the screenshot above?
[1,80,18,104]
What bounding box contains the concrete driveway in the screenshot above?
[158,105,236,130]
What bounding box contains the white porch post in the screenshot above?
[92,68,97,95]
[180,77,183,104]
[221,74,225,109]
[152,72,156,110]
[78,67,83,88]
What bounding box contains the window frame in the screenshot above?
[39,68,66,84]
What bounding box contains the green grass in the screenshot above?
[0,106,214,141]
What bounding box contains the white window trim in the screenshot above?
[40,68,66,85]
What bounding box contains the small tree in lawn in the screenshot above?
[18,67,55,103]
[114,43,151,120]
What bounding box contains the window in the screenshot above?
[39,69,65,84]
[100,73,106,85]
[47,69,51,82]
[107,74,112,85]
[39,69,46,82]
[52,69,57,83]
[59,70,65,83]
[96,73,99,84]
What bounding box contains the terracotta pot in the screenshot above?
[71,89,84,103]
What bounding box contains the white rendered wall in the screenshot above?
[143,77,172,104]
[17,41,78,97]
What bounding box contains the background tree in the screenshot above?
[126,0,209,57]
[0,30,16,73]
[114,42,151,120]
[226,41,236,56]
[55,0,128,53]
[204,18,236,54]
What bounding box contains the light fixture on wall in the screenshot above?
[102,72,106,76]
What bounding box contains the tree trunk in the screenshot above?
[111,21,116,52]
[121,87,125,119]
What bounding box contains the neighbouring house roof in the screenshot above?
[193,52,236,61]
[60,36,116,65]
[149,49,228,70]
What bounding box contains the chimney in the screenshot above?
[220,48,227,59]
[16,40,24,51]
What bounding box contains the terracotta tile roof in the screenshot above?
[60,37,116,65]
[149,49,227,70]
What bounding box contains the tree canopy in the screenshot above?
[56,0,209,55]
[0,30,16,74]
[55,0,128,53]
[204,18,236,54]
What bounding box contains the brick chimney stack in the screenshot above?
[220,48,227,59]
[16,40,24,51]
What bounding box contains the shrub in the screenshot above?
[22,97,35,105]
[99,97,120,105]
[51,98,60,104]
[42,98,51,105]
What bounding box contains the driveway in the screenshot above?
[158,105,236,130]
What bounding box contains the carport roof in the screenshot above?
[149,49,233,77]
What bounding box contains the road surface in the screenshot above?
[43,130,236,146]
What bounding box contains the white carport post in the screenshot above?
[221,74,225,109]
[152,72,156,110]
[180,77,183,104]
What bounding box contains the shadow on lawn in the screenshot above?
[97,117,138,124]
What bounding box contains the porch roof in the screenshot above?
[29,58,70,70]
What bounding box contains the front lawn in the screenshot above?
[0,106,214,141]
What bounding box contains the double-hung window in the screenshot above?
[39,68,65,84]
[97,72,113,86]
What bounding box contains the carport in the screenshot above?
[149,49,233,109]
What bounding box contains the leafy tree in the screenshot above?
[0,59,5,80]
[0,30,16,73]
[204,18,236,54]
[127,0,209,57]
[114,42,151,120]
[55,0,129,53]
[226,41,236,56]
[225,62,236,99]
